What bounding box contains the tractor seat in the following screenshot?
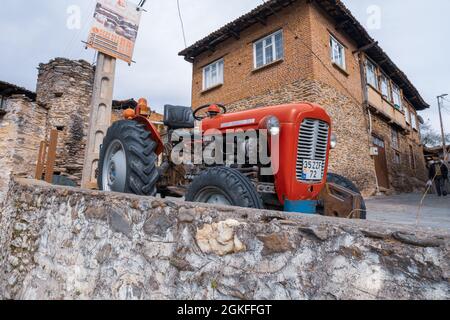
[163,105,195,129]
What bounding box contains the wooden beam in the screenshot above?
[353,41,378,54]
[335,19,350,31]
[228,29,240,40]
[35,141,47,180]
[45,129,58,184]
[255,16,267,26]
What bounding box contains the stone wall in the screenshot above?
[0,96,48,201]
[36,58,95,184]
[0,178,448,300]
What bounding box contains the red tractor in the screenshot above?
[98,100,366,219]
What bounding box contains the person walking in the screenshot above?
[428,159,449,197]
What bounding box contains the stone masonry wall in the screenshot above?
[227,78,377,196]
[0,178,448,300]
[36,58,94,184]
[0,96,48,201]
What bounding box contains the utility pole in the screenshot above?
[81,53,116,189]
[81,0,144,189]
[437,94,448,162]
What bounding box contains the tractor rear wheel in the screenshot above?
[98,120,160,196]
[326,173,367,219]
[186,167,264,209]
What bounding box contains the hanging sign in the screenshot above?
[87,0,142,63]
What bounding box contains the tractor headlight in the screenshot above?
[330,133,337,149]
[264,116,281,136]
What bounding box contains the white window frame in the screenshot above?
[366,59,378,89]
[380,73,391,101]
[411,112,418,131]
[203,59,224,91]
[404,105,411,124]
[330,35,346,70]
[253,30,284,69]
[392,84,402,110]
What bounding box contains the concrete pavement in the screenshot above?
[366,193,450,231]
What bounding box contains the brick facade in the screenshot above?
[184,0,427,195]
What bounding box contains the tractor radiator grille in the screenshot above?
[296,119,330,182]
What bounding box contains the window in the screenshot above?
[391,128,399,150]
[373,135,385,148]
[394,152,401,164]
[409,145,416,170]
[380,74,391,101]
[253,30,284,69]
[366,60,378,89]
[392,84,402,110]
[203,59,224,90]
[404,106,411,124]
[330,36,346,70]
[411,113,418,130]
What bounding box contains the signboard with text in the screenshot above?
[87,0,141,63]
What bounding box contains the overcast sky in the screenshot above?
[0,0,449,132]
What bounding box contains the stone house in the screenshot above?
[0,59,95,200]
[0,58,165,200]
[179,0,429,196]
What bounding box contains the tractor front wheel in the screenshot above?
[186,167,264,209]
[98,120,160,196]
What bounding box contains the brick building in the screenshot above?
[179,0,429,196]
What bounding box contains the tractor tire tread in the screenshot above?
[98,120,160,196]
[186,167,264,209]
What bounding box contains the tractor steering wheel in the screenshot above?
[193,104,227,121]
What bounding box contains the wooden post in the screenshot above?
[35,141,47,180]
[44,129,58,183]
[81,53,116,189]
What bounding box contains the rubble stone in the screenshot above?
[0,178,448,300]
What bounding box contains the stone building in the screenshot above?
[0,58,94,199]
[179,0,429,196]
[36,58,95,183]
[0,82,43,200]
[1,58,164,200]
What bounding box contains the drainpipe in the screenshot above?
[358,52,380,194]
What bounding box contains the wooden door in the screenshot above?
[372,135,390,189]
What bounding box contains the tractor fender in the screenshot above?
[132,115,164,155]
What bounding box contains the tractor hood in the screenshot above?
[201,103,330,132]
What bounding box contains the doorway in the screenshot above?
[372,135,390,189]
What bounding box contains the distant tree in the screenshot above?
[421,121,450,147]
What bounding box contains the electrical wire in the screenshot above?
[62,0,97,58]
[177,0,188,48]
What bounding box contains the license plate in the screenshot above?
[302,160,324,180]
